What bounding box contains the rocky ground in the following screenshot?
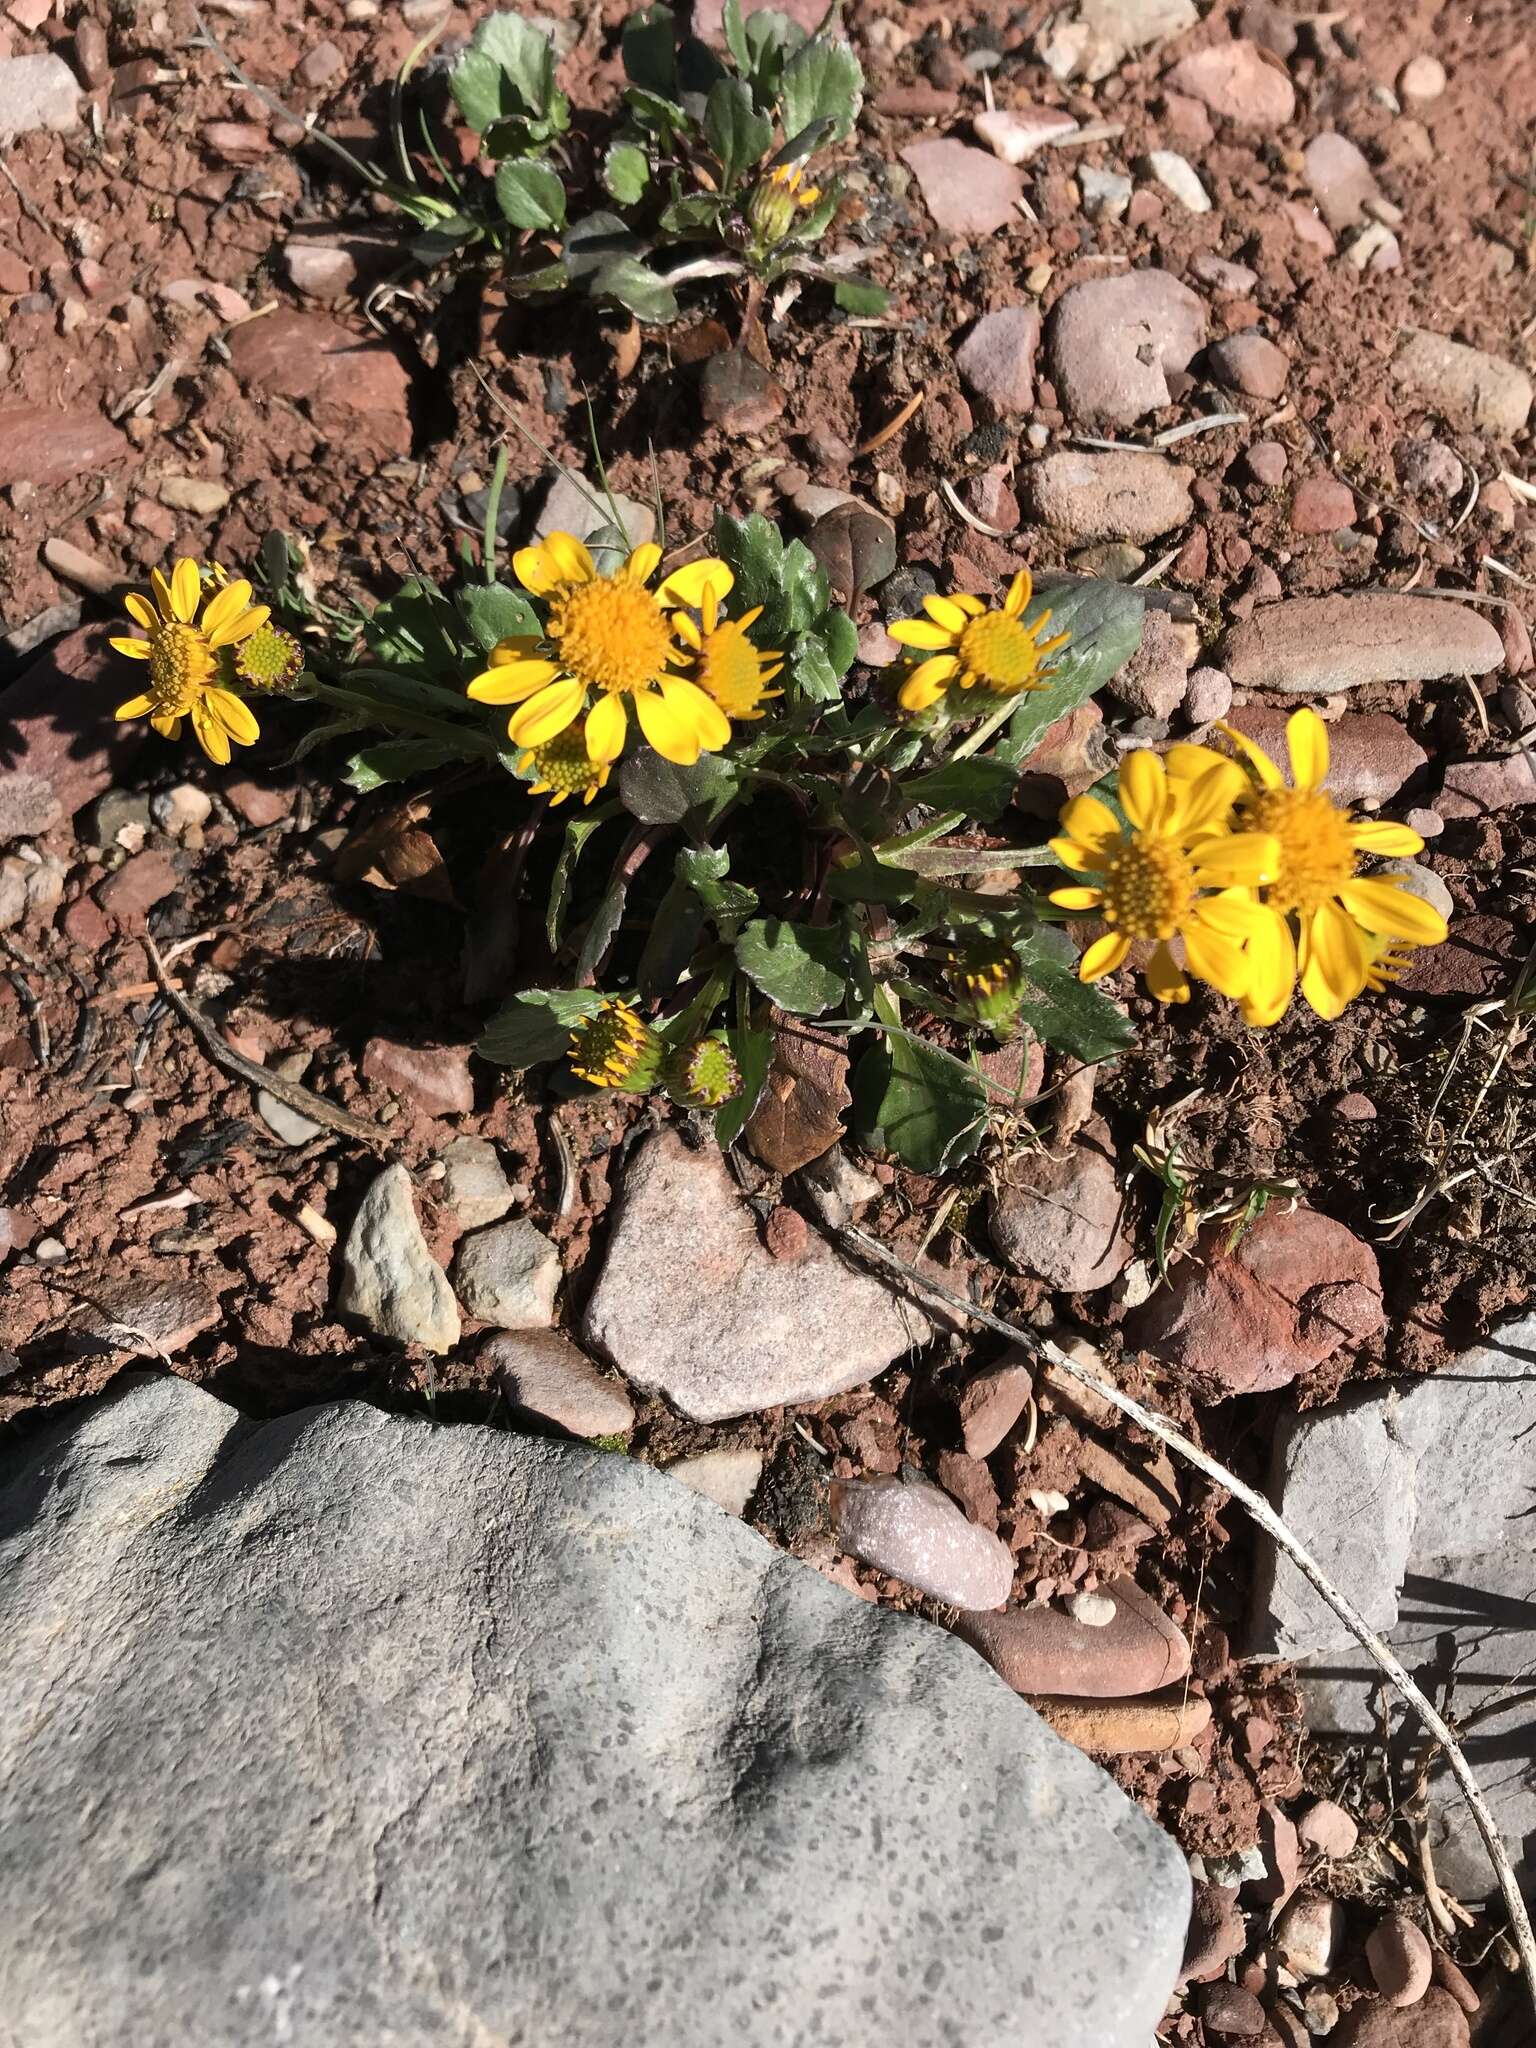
[3,0,1536,2043]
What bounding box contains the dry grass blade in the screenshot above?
[145,936,393,1152]
[834,1219,1536,2018]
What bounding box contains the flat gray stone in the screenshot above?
[535,472,656,550]
[1393,328,1533,436]
[582,1132,931,1422]
[336,1162,460,1353]
[438,1135,516,1228]
[1219,594,1504,694]
[0,53,80,142]
[452,1217,560,1330]
[1046,269,1206,427]
[1253,1315,1536,1898]
[0,1377,1191,2046]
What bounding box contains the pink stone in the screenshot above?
[1290,474,1357,533]
[0,402,129,489]
[957,1360,1033,1458]
[1164,40,1295,128]
[954,304,1041,413]
[956,1577,1191,1697]
[94,848,179,930]
[900,138,1025,236]
[361,1036,475,1117]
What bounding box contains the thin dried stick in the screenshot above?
[856,388,925,456]
[145,937,393,1151]
[834,1220,1536,2017]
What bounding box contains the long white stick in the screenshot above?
[838,1222,1536,2014]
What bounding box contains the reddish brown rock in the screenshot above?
[69,1273,220,1357]
[1181,1882,1245,1982]
[222,778,293,827]
[361,1037,475,1118]
[1203,1981,1267,2037]
[1366,1913,1433,2009]
[1224,709,1426,804]
[989,1116,1131,1294]
[900,138,1024,236]
[226,310,411,452]
[1165,40,1295,127]
[1290,475,1357,533]
[954,306,1041,414]
[955,1577,1190,1698]
[1398,915,1516,999]
[1030,1686,1211,1753]
[1333,1988,1470,2048]
[94,848,179,931]
[1434,754,1536,819]
[1296,1797,1359,1859]
[935,1448,1001,1528]
[763,1205,809,1261]
[1129,1206,1384,1396]
[0,403,130,489]
[958,1359,1033,1458]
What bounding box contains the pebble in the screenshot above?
[535,473,655,549]
[157,476,231,515]
[1398,54,1447,104]
[1366,1913,1433,2009]
[1302,131,1382,230]
[1208,331,1289,400]
[959,1577,1190,1696]
[990,1117,1132,1292]
[0,772,61,846]
[700,351,785,437]
[1375,860,1453,923]
[1245,439,1289,486]
[452,1219,560,1331]
[1191,251,1259,294]
[283,243,358,301]
[337,1162,461,1354]
[1275,1891,1345,1979]
[665,1448,764,1517]
[1069,541,1146,579]
[1161,88,1214,145]
[72,1273,220,1358]
[0,402,130,494]
[1144,150,1211,212]
[832,1472,1014,1610]
[953,305,1040,414]
[1431,1953,1479,2017]
[1393,328,1533,436]
[95,848,178,930]
[1111,609,1190,719]
[958,1360,1033,1458]
[297,39,345,88]
[361,1036,474,1118]
[438,1135,515,1229]
[1046,269,1206,426]
[1032,1688,1211,1753]
[968,467,1019,534]
[1290,474,1357,533]
[1202,1981,1267,2037]
[223,778,292,828]
[1184,666,1233,723]
[485,1328,635,1439]
[1347,221,1402,273]
[900,138,1025,236]
[73,18,110,89]
[971,104,1078,164]
[0,53,81,141]
[1219,594,1504,693]
[1297,1801,1360,1864]
[1182,1883,1245,1981]
[256,1053,326,1147]
[1024,449,1194,542]
[1078,166,1133,222]
[1405,806,1443,840]
[1164,39,1295,128]
[151,784,213,837]
[792,1145,881,1229]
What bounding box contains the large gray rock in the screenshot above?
[1253,1315,1536,1898]
[583,1132,931,1421]
[0,1378,1191,2046]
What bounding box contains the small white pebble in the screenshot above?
[34,1238,67,1263]
[1068,1591,1117,1627]
[1029,1489,1071,1517]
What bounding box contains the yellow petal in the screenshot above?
[150,713,181,739]
[1305,900,1368,1009]
[209,602,270,649]
[1171,757,1249,833]
[1217,720,1284,790]
[1049,887,1105,911]
[1286,707,1330,793]
[123,592,158,631]
[110,636,152,661]
[115,692,154,718]
[625,541,663,585]
[657,559,732,610]
[585,691,628,763]
[544,531,595,583]
[672,612,703,650]
[1079,931,1131,982]
[663,677,730,751]
[1118,750,1167,832]
[1241,907,1298,1026]
[888,618,957,650]
[1194,891,1273,942]
[1049,837,1099,873]
[202,580,254,640]
[636,684,702,764]
[513,544,563,597]
[190,699,232,764]
[150,567,175,618]
[206,688,259,746]
[1145,941,1189,1004]
[1337,878,1448,946]
[1351,820,1424,856]
[952,593,988,616]
[467,658,564,704]
[923,594,969,632]
[1188,832,1280,887]
[1004,568,1032,617]
[1058,794,1122,855]
[1164,742,1230,783]
[1183,923,1248,1000]
[168,558,202,622]
[508,677,587,747]
[896,655,961,710]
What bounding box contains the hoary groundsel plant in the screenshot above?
[107,492,1448,1177]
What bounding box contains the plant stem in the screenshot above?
[950,698,1018,761]
[308,679,502,757]
[482,445,510,582]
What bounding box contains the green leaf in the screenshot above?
[786,635,841,705]
[736,9,806,102]
[721,0,752,73]
[660,192,728,234]
[778,537,833,631]
[994,580,1147,770]
[563,211,644,281]
[603,140,651,205]
[820,605,858,677]
[621,83,689,141]
[636,874,706,997]
[622,3,678,95]
[779,34,863,145]
[677,844,759,935]
[451,12,559,135]
[495,158,566,231]
[619,746,737,824]
[704,76,772,186]
[833,277,889,316]
[547,807,616,949]
[478,988,604,1068]
[341,738,469,793]
[590,254,678,324]
[1012,930,1136,1064]
[714,1022,773,1148]
[458,581,539,654]
[712,510,783,608]
[735,917,845,1015]
[363,577,459,672]
[575,870,628,984]
[903,757,1019,823]
[852,990,988,1174]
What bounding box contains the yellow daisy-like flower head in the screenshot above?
[1049,748,1281,1004]
[466,532,737,768]
[890,568,1071,714]
[111,556,268,765]
[568,998,662,1091]
[517,726,612,807]
[1216,709,1448,1026]
[672,580,783,721]
[747,162,822,244]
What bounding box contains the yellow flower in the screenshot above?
[110,557,268,765]
[671,579,783,720]
[1215,709,1448,1026]
[568,998,662,1091]
[889,568,1070,712]
[517,726,612,807]
[466,532,735,768]
[747,162,821,243]
[1049,748,1280,1003]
